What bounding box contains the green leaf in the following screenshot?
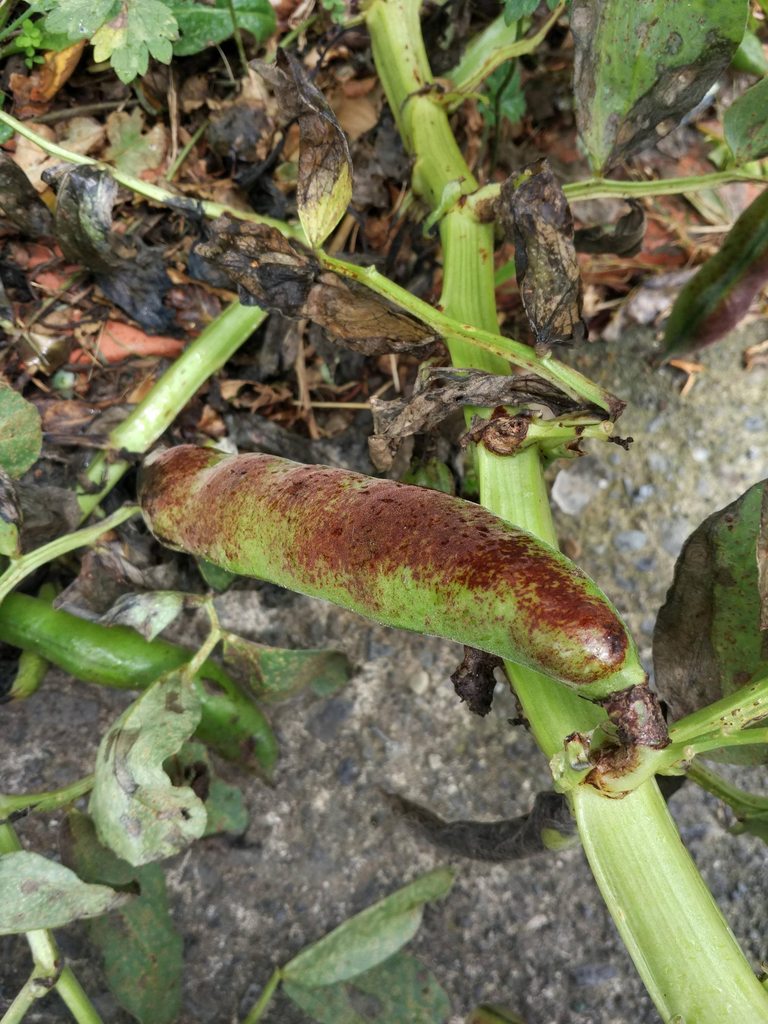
[0,850,127,934]
[61,811,183,1024]
[571,0,747,173]
[89,670,207,865]
[89,0,178,83]
[166,742,250,836]
[654,479,768,763]
[725,78,768,164]
[503,0,539,27]
[282,868,454,987]
[105,108,168,177]
[732,28,768,77]
[482,64,526,128]
[0,381,42,478]
[169,0,276,56]
[222,631,352,700]
[284,952,451,1023]
[41,0,120,38]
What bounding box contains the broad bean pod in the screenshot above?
[139,446,665,744]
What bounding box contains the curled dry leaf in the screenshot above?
[384,790,575,862]
[369,366,589,471]
[450,646,504,716]
[0,154,54,237]
[653,479,768,763]
[571,0,746,173]
[498,160,586,353]
[255,50,353,248]
[197,216,440,356]
[574,200,646,257]
[462,410,534,457]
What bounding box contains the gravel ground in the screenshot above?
[2,321,768,1024]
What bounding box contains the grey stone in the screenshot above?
[614,530,648,552]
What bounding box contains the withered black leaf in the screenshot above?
[0,154,53,237]
[255,50,352,248]
[369,366,594,471]
[574,200,646,257]
[47,166,173,334]
[499,160,586,353]
[450,645,504,716]
[197,216,440,357]
[384,790,575,862]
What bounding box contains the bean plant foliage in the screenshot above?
[1,0,768,1022]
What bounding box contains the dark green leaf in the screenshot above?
[0,850,127,934]
[661,188,768,357]
[61,811,183,1024]
[283,869,454,987]
[284,952,451,1023]
[222,631,351,700]
[170,0,276,55]
[196,557,238,592]
[725,78,768,164]
[0,381,42,479]
[482,64,526,128]
[732,28,768,77]
[571,0,747,172]
[89,670,207,865]
[503,0,538,27]
[654,480,768,763]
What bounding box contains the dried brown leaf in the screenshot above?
[574,200,645,257]
[0,154,53,237]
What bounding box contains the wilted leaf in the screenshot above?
[385,791,574,862]
[0,154,53,236]
[256,50,353,247]
[105,108,168,177]
[283,868,454,987]
[61,811,183,1024]
[222,631,351,700]
[661,188,768,358]
[450,647,503,717]
[0,382,42,478]
[284,952,451,1023]
[0,850,127,935]
[498,161,586,352]
[574,200,645,257]
[89,670,207,865]
[165,742,250,836]
[369,367,590,472]
[48,165,174,333]
[571,0,746,172]
[0,470,22,559]
[170,0,275,56]
[654,480,768,763]
[98,591,188,641]
[724,78,768,165]
[197,217,440,356]
[16,482,81,551]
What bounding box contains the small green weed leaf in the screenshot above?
[283,952,451,1023]
[166,742,250,836]
[0,381,42,479]
[89,0,178,82]
[257,50,352,247]
[725,78,768,164]
[282,868,454,987]
[98,591,188,641]
[571,0,747,172]
[661,188,768,358]
[105,108,168,176]
[503,0,539,26]
[222,631,351,700]
[482,64,526,128]
[0,469,21,558]
[0,850,127,934]
[89,670,207,865]
[61,811,183,1024]
[654,479,768,763]
[169,0,275,56]
[41,0,120,38]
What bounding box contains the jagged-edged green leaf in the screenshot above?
[89,670,207,865]
[61,811,183,1024]
[283,869,454,987]
[284,952,451,1023]
[0,382,42,479]
[0,850,127,934]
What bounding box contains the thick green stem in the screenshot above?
[0,776,94,822]
[366,1,768,1019]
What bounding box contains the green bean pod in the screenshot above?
[138,446,664,743]
[0,592,278,775]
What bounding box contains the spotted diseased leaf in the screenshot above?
[0,850,128,935]
[662,188,768,358]
[61,811,183,1024]
[499,161,586,353]
[197,217,440,356]
[89,670,207,865]
[725,78,768,166]
[222,631,351,701]
[571,0,747,172]
[98,590,189,641]
[0,154,53,236]
[0,382,42,479]
[283,952,451,1023]
[256,50,352,247]
[654,480,768,763]
[283,868,454,987]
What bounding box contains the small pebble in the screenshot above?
[409,669,430,695]
[614,529,647,553]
